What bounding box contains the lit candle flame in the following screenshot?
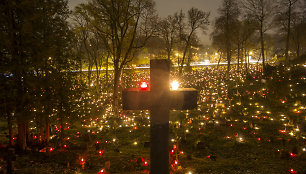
[171,80,179,90]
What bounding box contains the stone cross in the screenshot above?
[122,59,197,174]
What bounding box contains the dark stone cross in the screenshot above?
[122,59,197,174]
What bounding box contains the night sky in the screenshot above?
[68,0,223,45]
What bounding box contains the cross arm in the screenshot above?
[122,88,197,110]
[170,88,198,110]
[122,88,151,110]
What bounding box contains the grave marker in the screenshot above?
[122,59,197,174]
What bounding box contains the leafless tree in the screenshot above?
[213,0,240,77]
[241,0,277,71]
[290,0,306,57]
[274,0,299,64]
[158,15,179,61]
[80,0,157,117]
[178,8,210,74]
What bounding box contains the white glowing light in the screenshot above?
[140,81,148,89]
[171,80,179,90]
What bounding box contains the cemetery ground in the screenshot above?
[0,64,305,174]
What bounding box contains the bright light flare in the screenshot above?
[289,168,297,174]
[140,81,148,90]
[171,80,179,90]
[98,169,105,174]
[144,161,148,166]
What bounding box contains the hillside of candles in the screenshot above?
[0,64,305,174]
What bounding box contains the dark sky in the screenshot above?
[68,0,223,45]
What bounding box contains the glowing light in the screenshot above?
[290,153,297,157]
[144,161,148,166]
[289,168,297,174]
[98,169,105,174]
[140,81,148,90]
[98,150,104,156]
[171,80,179,90]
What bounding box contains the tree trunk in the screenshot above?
[217,53,222,71]
[45,115,50,145]
[226,35,231,78]
[39,116,44,143]
[296,43,300,57]
[245,48,248,73]
[180,33,193,75]
[227,54,231,77]
[8,111,14,147]
[237,43,240,72]
[5,96,14,147]
[248,51,250,70]
[260,22,265,72]
[25,121,30,145]
[17,120,26,151]
[180,45,189,74]
[112,67,121,118]
[79,55,83,80]
[88,64,92,85]
[285,2,292,65]
[15,75,27,151]
[94,56,100,85]
[59,102,64,147]
[187,47,192,70]
[105,54,109,88]
[8,1,27,152]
